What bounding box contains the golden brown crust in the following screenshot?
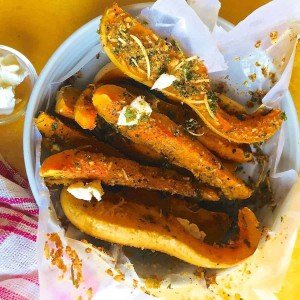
[99,70,253,163]
[61,187,261,268]
[92,85,252,200]
[35,112,121,156]
[120,188,231,242]
[150,96,253,163]
[40,149,219,200]
[100,4,284,143]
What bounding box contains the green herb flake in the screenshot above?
[113,43,121,55]
[51,122,58,131]
[206,91,220,115]
[171,39,183,54]
[281,111,288,121]
[172,81,199,97]
[139,113,150,123]
[182,62,197,82]
[124,107,137,123]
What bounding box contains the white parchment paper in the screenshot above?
[34,0,300,299]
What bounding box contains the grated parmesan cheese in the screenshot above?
[203,94,218,122]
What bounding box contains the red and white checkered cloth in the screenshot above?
[0,155,39,300]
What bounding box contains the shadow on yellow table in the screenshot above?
[0,0,298,298]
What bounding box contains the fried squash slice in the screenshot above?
[61,187,261,268]
[93,85,252,200]
[74,85,98,130]
[55,86,81,119]
[40,149,220,201]
[100,4,284,144]
[120,188,231,243]
[52,81,253,163]
[35,112,121,156]
[144,89,253,163]
[95,65,253,163]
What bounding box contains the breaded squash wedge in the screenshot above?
[35,112,121,156]
[148,93,253,163]
[102,129,163,163]
[98,67,253,163]
[55,86,81,119]
[40,149,220,200]
[100,4,284,143]
[74,85,97,130]
[92,85,252,200]
[61,187,261,268]
[120,188,231,242]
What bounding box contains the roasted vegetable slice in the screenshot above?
[100,4,284,143]
[102,129,163,163]
[61,187,260,268]
[35,112,121,156]
[74,85,97,130]
[55,86,81,119]
[120,188,231,243]
[144,91,253,163]
[93,85,252,200]
[40,149,219,200]
[97,67,253,163]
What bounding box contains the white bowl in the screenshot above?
[23,3,300,297]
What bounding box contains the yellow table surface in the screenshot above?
[0,0,298,297]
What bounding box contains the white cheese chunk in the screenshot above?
[0,54,28,115]
[151,73,177,90]
[0,54,27,87]
[0,86,15,115]
[67,181,104,201]
[117,96,152,126]
[177,218,206,241]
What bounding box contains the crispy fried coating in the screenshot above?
[100,4,284,143]
[61,187,261,268]
[149,95,253,163]
[35,112,121,156]
[92,85,252,200]
[40,149,219,200]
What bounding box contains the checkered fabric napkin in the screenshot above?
[0,155,39,300]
